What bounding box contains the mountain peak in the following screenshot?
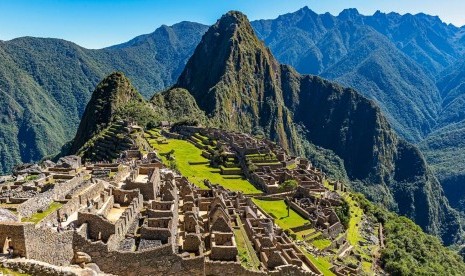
[338,8,361,20]
[174,11,295,150]
[223,10,248,21]
[91,72,140,104]
[214,10,255,38]
[69,72,141,153]
[175,10,274,115]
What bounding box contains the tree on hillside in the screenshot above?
[279,179,298,192]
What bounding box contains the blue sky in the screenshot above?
[0,0,464,49]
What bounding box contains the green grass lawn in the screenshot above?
[312,238,332,250]
[286,162,297,170]
[21,202,63,224]
[252,199,308,229]
[149,137,261,194]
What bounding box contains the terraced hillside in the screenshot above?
[77,121,134,162]
[144,128,261,194]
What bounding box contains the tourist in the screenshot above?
[7,246,14,258]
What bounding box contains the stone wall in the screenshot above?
[112,165,130,183]
[287,200,311,220]
[17,189,53,217]
[77,191,142,251]
[205,260,264,276]
[112,189,140,205]
[52,175,83,201]
[77,181,105,207]
[146,208,173,218]
[140,226,171,243]
[97,195,114,218]
[73,230,205,276]
[77,212,116,242]
[38,198,80,227]
[24,227,74,266]
[289,223,313,233]
[124,167,159,201]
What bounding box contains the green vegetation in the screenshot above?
[286,162,297,170]
[352,193,465,276]
[0,266,29,276]
[1,8,462,251]
[344,194,364,246]
[234,222,260,270]
[25,175,39,181]
[114,100,160,129]
[76,121,133,162]
[69,72,145,153]
[420,120,465,212]
[0,22,208,174]
[293,228,316,240]
[21,202,63,224]
[150,88,207,125]
[148,136,260,193]
[312,238,332,250]
[334,196,350,228]
[252,199,307,230]
[298,247,335,276]
[279,179,298,192]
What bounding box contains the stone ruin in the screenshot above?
[0,126,359,275]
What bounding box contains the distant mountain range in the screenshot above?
[2,7,465,242]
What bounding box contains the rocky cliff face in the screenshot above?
[170,11,463,244]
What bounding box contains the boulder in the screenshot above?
[74,251,92,264]
[58,155,82,169]
[42,160,56,168]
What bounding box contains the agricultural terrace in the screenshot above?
[145,129,261,194]
[252,198,307,230]
[252,198,331,249]
[21,202,63,224]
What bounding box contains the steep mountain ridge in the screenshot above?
[167,11,463,244]
[252,8,452,142]
[175,12,300,153]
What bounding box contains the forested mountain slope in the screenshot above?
[0,22,207,173]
